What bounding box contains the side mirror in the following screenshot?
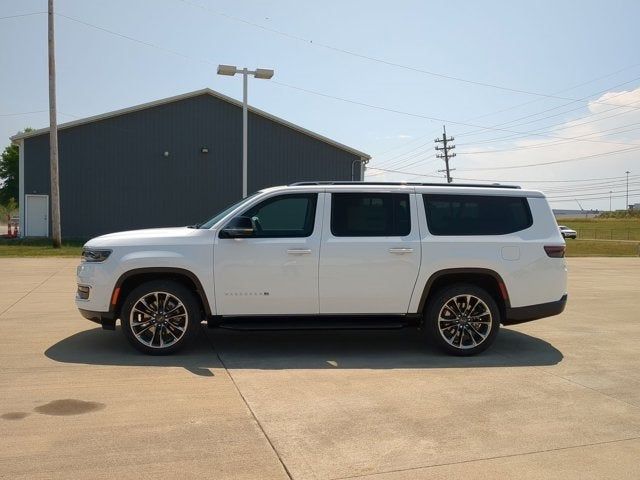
[220,216,254,238]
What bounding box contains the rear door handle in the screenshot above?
[389,248,413,254]
[287,249,312,255]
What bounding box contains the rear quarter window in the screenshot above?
[423,194,532,235]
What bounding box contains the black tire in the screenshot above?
[121,280,202,355]
[424,284,501,356]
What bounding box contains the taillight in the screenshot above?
[544,245,565,258]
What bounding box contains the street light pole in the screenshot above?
[217,65,274,198]
[610,190,612,212]
[242,68,248,199]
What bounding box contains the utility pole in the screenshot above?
[435,125,455,183]
[48,0,62,247]
[625,170,631,211]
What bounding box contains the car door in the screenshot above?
[319,190,421,314]
[214,191,323,315]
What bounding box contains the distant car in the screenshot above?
[558,225,577,239]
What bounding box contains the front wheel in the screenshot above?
[121,280,201,355]
[424,284,500,356]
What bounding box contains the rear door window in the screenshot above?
[331,193,411,237]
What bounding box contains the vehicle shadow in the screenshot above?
[45,327,221,377]
[45,325,562,375]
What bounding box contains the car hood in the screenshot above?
[85,227,215,248]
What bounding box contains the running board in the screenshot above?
[216,316,411,331]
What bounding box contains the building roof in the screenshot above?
[10,88,371,160]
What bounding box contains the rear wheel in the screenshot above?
[424,284,500,356]
[121,280,201,355]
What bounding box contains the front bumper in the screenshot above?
[78,308,117,330]
[504,294,567,325]
[76,261,118,319]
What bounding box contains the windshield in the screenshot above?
[194,193,260,229]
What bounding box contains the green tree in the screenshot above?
[0,128,33,206]
[0,143,18,205]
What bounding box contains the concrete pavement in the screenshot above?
[1,258,639,479]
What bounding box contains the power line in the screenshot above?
[457,123,640,156]
[550,193,638,203]
[365,170,640,197]
[455,145,640,171]
[174,0,640,110]
[548,190,640,200]
[367,145,640,175]
[44,7,640,186]
[457,95,640,147]
[367,166,442,177]
[457,77,640,139]
[374,148,439,170]
[55,12,217,66]
[365,172,640,202]
[373,153,439,174]
[375,94,640,165]
[372,130,435,159]
[462,62,640,123]
[271,79,640,148]
[375,63,640,161]
[0,12,46,20]
[546,186,640,199]
[373,142,434,166]
[0,110,47,117]
[539,179,640,193]
[50,11,640,153]
[446,174,640,184]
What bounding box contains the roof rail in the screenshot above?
[289,181,521,189]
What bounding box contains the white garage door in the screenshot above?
[25,195,49,237]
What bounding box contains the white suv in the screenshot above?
[76,182,567,356]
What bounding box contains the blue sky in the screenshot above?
[1,0,639,209]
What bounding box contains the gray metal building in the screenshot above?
[11,89,370,239]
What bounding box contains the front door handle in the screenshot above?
[287,249,312,255]
[389,248,413,254]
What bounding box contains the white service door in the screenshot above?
[213,192,324,315]
[25,195,48,237]
[319,191,421,314]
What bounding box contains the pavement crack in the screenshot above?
[498,349,640,411]
[533,366,640,410]
[204,332,294,480]
[329,436,640,480]
[0,265,65,318]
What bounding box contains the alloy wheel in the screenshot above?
[437,294,493,350]
[129,291,189,349]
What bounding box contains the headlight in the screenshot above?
[81,248,112,263]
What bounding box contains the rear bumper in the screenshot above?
[504,294,567,325]
[78,308,117,330]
